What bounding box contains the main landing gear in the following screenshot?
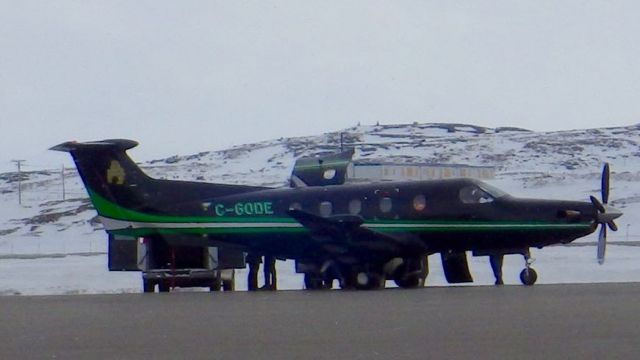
[302,257,428,291]
[489,250,538,286]
[340,266,386,290]
[304,273,333,290]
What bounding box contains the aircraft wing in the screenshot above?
[287,209,425,257]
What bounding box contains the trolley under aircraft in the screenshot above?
[52,139,622,289]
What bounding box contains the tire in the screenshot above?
[158,282,170,292]
[394,275,421,289]
[304,273,333,290]
[354,271,385,290]
[519,268,538,286]
[393,257,427,288]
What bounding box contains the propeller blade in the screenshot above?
[597,225,607,265]
[590,195,605,213]
[602,163,610,204]
[607,221,618,232]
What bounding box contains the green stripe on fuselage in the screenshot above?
[87,189,294,224]
[109,226,308,237]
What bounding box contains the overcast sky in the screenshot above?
[2,1,639,172]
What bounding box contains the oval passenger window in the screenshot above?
[349,199,362,215]
[379,197,392,213]
[319,201,333,217]
[413,195,426,211]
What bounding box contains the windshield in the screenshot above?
[477,181,508,198]
[459,185,494,204]
[459,181,508,204]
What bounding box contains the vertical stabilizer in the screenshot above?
[52,139,268,221]
[51,139,152,211]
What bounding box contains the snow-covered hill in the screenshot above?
[2,122,640,295]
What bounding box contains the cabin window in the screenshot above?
[323,169,336,180]
[379,197,393,213]
[413,195,426,211]
[348,199,362,215]
[289,202,302,211]
[459,186,494,204]
[319,201,333,217]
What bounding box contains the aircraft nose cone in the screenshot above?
[604,205,622,221]
[596,205,623,224]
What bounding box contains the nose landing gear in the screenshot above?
[519,251,538,286]
[488,250,538,286]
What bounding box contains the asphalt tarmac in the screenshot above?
[2,283,640,359]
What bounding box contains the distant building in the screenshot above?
[291,150,495,187]
[347,161,495,182]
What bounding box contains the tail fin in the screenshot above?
[51,139,151,210]
[52,139,265,219]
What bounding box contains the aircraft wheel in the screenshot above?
[394,275,421,289]
[519,268,538,286]
[354,271,385,290]
[393,256,427,288]
[304,273,325,290]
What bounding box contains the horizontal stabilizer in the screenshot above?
[50,139,138,152]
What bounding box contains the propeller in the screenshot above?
[591,163,622,264]
[601,163,609,204]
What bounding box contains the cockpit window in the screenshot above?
[477,182,508,198]
[459,185,494,204]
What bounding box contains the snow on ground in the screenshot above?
[0,254,137,296]
[1,245,639,296]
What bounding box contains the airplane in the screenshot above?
[52,139,623,290]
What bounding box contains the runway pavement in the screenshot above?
[2,283,640,359]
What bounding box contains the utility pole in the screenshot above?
[61,165,66,200]
[627,224,630,242]
[12,160,25,205]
